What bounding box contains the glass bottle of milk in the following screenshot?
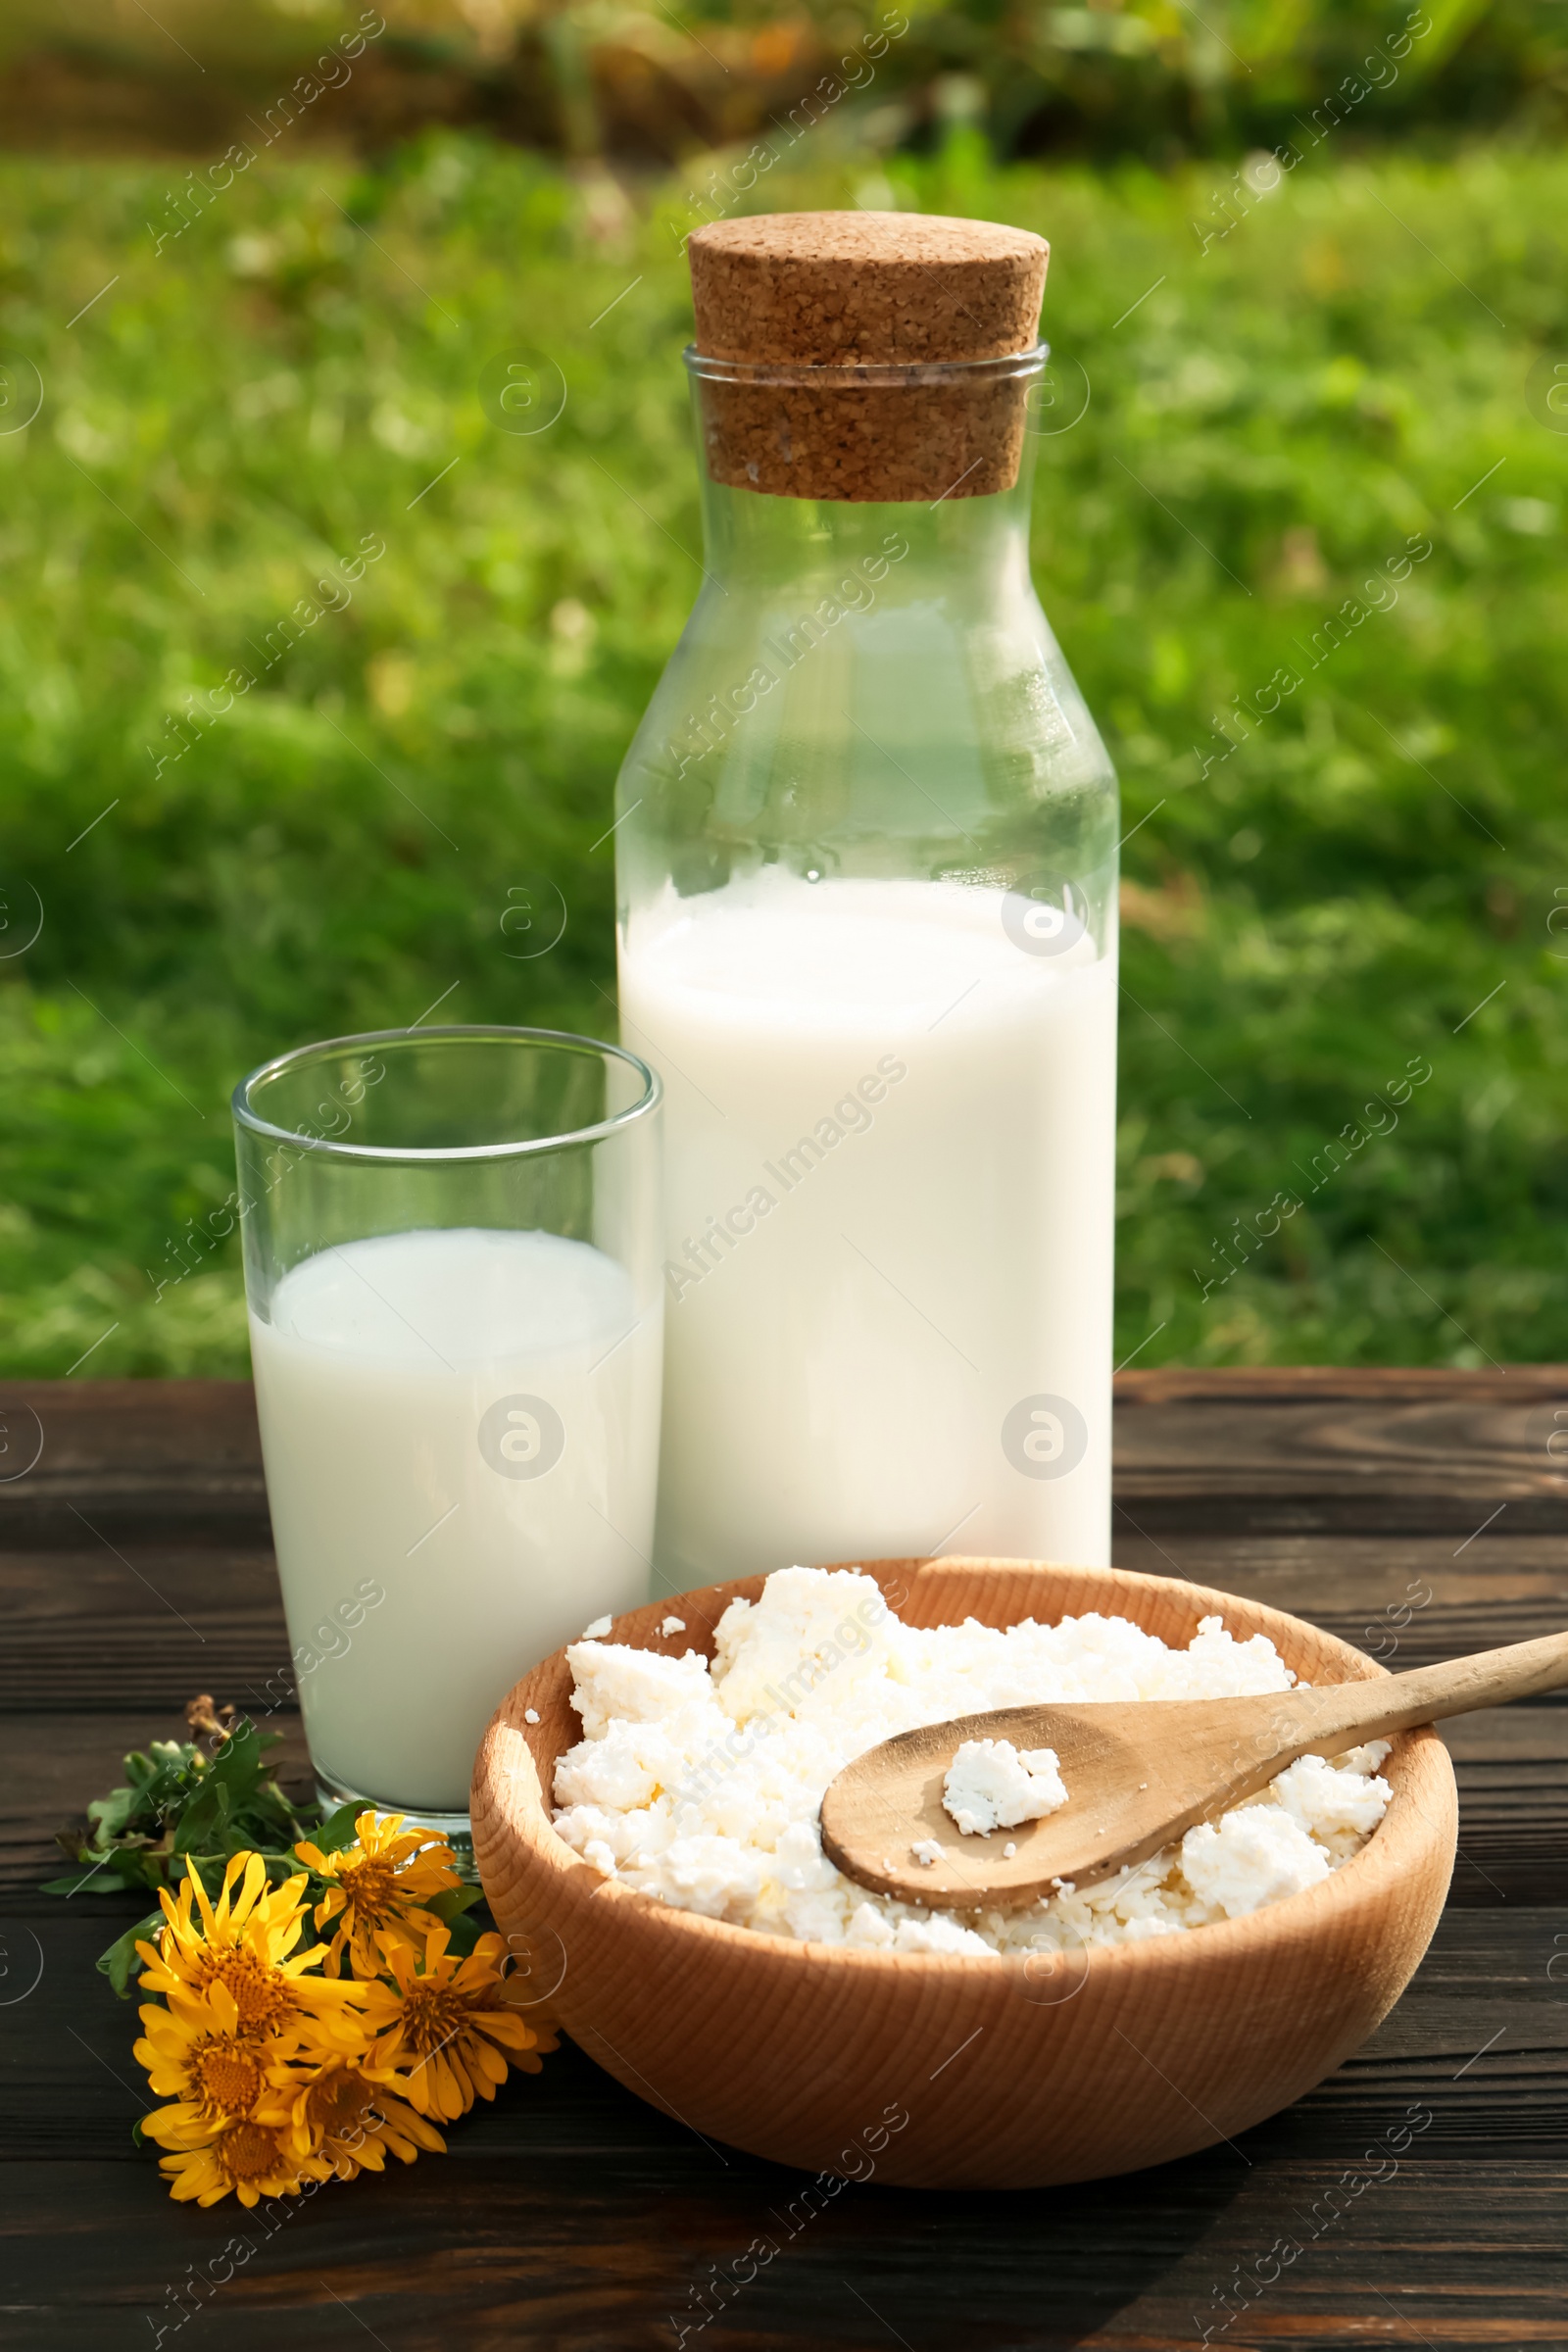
[615,212,1118,1592]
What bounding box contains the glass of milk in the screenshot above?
[232,1026,662,1828]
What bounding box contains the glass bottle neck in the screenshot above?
[694,449,1040,606]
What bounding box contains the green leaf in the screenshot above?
[425,1885,487,1924]
[171,1718,267,1855]
[40,1848,162,1896]
[424,1884,491,1956]
[85,1740,199,1844]
[98,1910,165,1998]
[305,1802,367,1858]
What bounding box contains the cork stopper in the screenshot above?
[687,211,1049,505]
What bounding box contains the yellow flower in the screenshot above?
[273,2053,447,2179]
[126,1840,553,2205]
[157,2116,325,2208]
[359,1925,555,2121]
[294,1812,461,1978]
[135,1852,366,2046]
[134,1981,301,2144]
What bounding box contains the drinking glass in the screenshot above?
[232,1025,662,1829]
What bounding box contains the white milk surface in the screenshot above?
[618,871,1116,1587]
[250,1226,661,1811]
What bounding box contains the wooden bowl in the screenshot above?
[471,1558,1456,2189]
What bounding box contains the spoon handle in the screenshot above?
[1290,1627,1568,1753]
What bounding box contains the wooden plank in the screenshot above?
[5,1909,1561,2163]
[0,1381,268,1543]
[1112,1384,1568,1534]
[1104,1530,1568,1663]
[1083,2163,1568,2352]
[1110,1367,1568,1538]
[0,1543,292,1714]
[0,2155,1561,2352]
[10,1532,1563,1696]
[6,1374,1568,1544]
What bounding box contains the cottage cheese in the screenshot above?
[551,1566,1392,1958]
[943,1738,1069,1837]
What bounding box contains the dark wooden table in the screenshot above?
[3,1371,1565,2351]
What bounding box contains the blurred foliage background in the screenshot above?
[1,0,1566,1379]
[4,0,1565,161]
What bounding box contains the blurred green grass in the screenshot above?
[1,131,1566,1376]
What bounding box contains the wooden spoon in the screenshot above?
[819,1629,1568,1914]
